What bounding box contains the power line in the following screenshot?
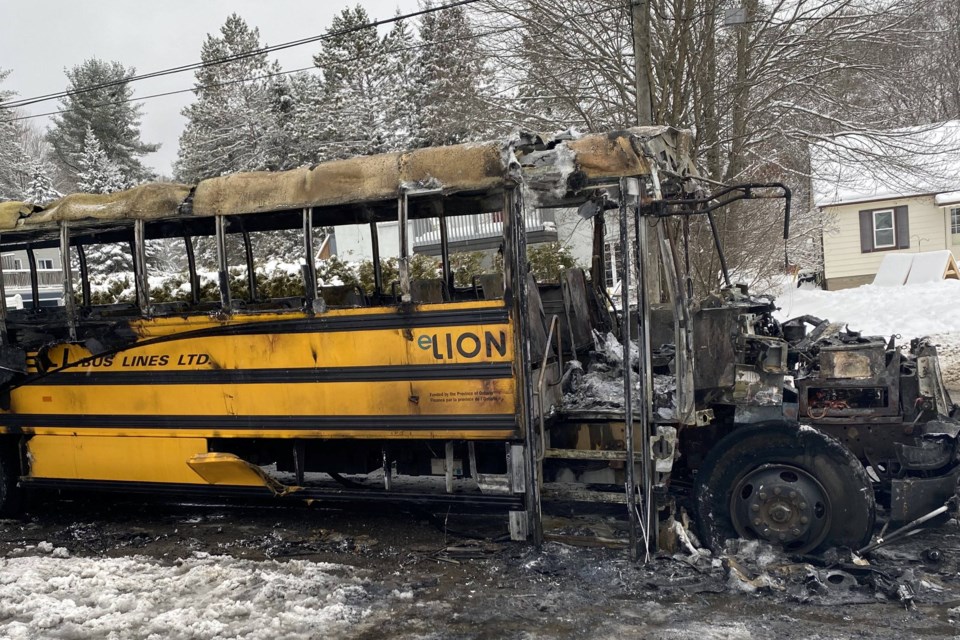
[3,27,488,123]
[0,0,482,111]
[4,5,622,125]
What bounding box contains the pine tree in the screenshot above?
[47,59,158,187]
[22,161,61,205]
[0,69,31,200]
[312,5,391,158]
[175,14,285,182]
[76,127,127,194]
[381,17,420,151]
[281,72,328,167]
[413,2,493,148]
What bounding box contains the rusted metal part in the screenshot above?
[544,448,639,461]
[859,500,955,554]
[889,470,960,523]
[541,483,630,504]
[894,438,955,471]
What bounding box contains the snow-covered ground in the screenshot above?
[774,279,960,387]
[0,547,398,639]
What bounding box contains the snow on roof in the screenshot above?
[811,120,960,207]
[935,190,960,207]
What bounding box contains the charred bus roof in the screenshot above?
[0,126,697,250]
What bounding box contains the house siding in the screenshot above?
[822,195,951,289]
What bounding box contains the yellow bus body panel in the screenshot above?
[26,435,209,484]
[4,300,521,442]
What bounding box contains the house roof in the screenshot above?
[812,120,960,208]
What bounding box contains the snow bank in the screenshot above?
[774,280,960,340]
[0,553,381,640]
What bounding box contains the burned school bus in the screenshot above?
[0,127,956,557]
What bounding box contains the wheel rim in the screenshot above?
[729,463,832,553]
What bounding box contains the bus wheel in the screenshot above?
[0,446,22,517]
[695,423,875,554]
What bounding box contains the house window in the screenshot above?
[859,205,908,253]
[37,259,55,270]
[872,209,895,248]
[951,208,960,236]
[603,242,623,289]
[12,259,21,270]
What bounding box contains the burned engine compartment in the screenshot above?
[560,284,960,528]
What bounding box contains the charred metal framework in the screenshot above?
[0,127,702,548]
[0,126,955,559]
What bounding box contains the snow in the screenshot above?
[872,253,914,286]
[0,552,387,640]
[905,250,956,285]
[935,190,960,207]
[774,279,960,341]
[872,250,956,286]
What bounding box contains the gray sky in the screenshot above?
[1,0,421,176]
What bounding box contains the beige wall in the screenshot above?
[822,195,951,286]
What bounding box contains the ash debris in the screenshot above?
[562,330,676,416]
[651,513,960,609]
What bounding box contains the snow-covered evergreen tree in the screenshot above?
[76,127,136,277]
[280,72,328,167]
[0,69,31,200]
[312,5,391,159]
[381,17,420,151]
[77,127,127,194]
[22,161,61,205]
[47,59,158,188]
[413,2,493,147]
[175,14,285,182]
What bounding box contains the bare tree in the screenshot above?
[476,0,945,295]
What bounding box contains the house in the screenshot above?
[1,249,64,307]
[812,121,960,290]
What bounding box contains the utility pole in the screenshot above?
[630,0,661,304]
[628,0,657,563]
[631,0,654,126]
[724,1,756,182]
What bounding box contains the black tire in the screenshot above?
[695,423,875,554]
[0,445,23,517]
